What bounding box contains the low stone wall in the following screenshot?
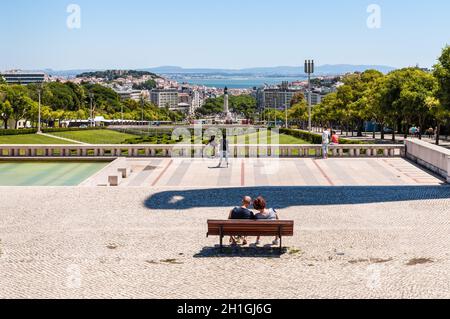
[405,139,450,182]
[0,144,405,159]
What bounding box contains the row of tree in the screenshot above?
[0,82,183,129]
[311,46,450,144]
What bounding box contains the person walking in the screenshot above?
[206,135,218,158]
[322,126,331,159]
[218,131,230,168]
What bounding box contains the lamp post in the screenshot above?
[37,86,42,134]
[305,59,315,132]
[89,93,94,128]
[140,94,145,126]
[285,101,288,128]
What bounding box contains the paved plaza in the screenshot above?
[1,158,450,299]
[82,158,444,187]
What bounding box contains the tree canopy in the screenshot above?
[0,82,182,129]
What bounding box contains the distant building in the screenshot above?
[1,71,46,85]
[305,91,325,106]
[150,89,178,109]
[178,92,191,105]
[6,119,31,129]
[116,90,143,101]
[191,91,202,113]
[171,102,191,114]
[257,87,301,110]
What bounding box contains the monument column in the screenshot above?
[224,86,229,115]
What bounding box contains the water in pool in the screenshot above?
[0,161,109,186]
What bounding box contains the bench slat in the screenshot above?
[207,220,294,237]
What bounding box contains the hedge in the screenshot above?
[0,128,38,136]
[42,127,105,133]
[279,128,322,144]
[0,127,105,136]
[279,128,366,145]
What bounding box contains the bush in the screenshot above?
[42,127,105,133]
[0,127,106,136]
[280,128,366,145]
[0,128,38,136]
[279,129,322,144]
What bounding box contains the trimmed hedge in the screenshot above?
[280,128,366,145]
[42,127,105,133]
[0,129,37,136]
[0,127,105,136]
[279,129,322,144]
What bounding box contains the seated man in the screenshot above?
[228,196,255,245]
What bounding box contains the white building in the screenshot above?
[150,89,179,109]
[1,71,46,85]
[116,90,143,102]
[191,91,202,113]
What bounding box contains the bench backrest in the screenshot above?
[208,220,294,237]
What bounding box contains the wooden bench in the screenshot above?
[207,220,294,252]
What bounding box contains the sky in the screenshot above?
[0,0,449,70]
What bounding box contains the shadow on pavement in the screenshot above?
[144,186,450,210]
[194,246,288,258]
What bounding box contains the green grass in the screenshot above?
[231,132,310,145]
[49,129,139,144]
[0,134,69,145]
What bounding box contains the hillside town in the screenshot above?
[0,69,342,125]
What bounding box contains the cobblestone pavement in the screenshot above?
[1,185,450,299]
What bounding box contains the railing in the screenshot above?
[0,144,405,158]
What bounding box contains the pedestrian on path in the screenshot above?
[218,131,230,168]
[322,126,331,159]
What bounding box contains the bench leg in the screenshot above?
[279,236,282,253]
[219,226,224,253]
[278,226,283,253]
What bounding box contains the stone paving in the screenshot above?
[83,158,445,188]
[0,158,449,299]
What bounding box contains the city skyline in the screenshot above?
[1,0,450,70]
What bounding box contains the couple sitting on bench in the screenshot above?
[228,196,280,246]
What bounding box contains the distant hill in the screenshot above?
[142,65,397,76]
[76,70,159,80]
[31,64,397,78]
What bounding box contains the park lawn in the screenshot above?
[49,129,139,144]
[0,134,70,145]
[231,132,310,145]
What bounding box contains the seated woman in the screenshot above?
[331,131,340,145]
[252,196,280,246]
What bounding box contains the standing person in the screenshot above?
[252,196,280,246]
[206,136,218,158]
[322,126,331,159]
[218,131,230,168]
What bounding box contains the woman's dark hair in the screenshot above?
[253,196,267,210]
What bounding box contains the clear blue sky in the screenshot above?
[1,0,449,70]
